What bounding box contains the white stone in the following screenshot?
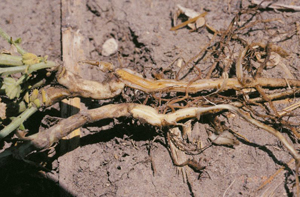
[102,38,118,56]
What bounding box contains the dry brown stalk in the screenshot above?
[57,66,124,99]
[2,2,300,194]
[5,103,297,167]
[116,68,300,93]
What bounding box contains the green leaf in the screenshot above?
[1,77,21,99]
[22,53,42,65]
[18,123,25,131]
[14,38,22,44]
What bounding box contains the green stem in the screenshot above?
[0,27,26,55]
[16,75,26,85]
[0,54,23,66]
[0,106,38,139]
[0,60,57,75]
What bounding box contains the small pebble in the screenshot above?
[102,38,118,56]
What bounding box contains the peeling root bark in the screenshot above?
[57,66,125,99]
[55,66,300,103]
[40,86,72,106]
[116,68,300,93]
[27,103,133,150]
[4,67,298,168]
[19,103,299,162]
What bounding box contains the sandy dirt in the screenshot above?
[1,0,300,196]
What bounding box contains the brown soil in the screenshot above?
[1,0,300,196]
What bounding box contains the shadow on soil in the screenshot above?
[0,116,160,197]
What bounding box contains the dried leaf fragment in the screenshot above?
[176,4,200,18]
[252,0,300,11]
[171,5,207,31]
[208,130,239,146]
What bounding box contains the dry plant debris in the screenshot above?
[171,4,207,31]
[252,0,300,11]
[1,2,300,195]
